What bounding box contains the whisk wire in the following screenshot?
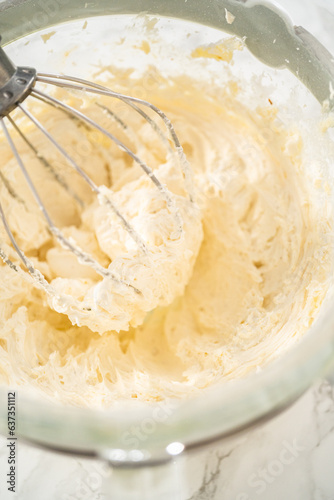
[18,102,148,254]
[0,180,53,292]
[0,189,32,272]
[31,87,184,237]
[36,73,194,201]
[32,88,178,208]
[7,115,85,208]
[1,118,141,293]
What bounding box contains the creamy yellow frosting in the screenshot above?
[0,67,332,407]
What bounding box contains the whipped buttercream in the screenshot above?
[0,69,332,407]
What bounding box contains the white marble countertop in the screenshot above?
[0,379,333,500]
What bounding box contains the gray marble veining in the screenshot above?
[0,380,333,500]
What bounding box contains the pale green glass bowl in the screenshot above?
[0,0,333,468]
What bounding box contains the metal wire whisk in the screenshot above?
[0,39,194,307]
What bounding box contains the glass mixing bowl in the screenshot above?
[0,0,334,497]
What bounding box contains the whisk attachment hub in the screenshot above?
[0,42,36,117]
